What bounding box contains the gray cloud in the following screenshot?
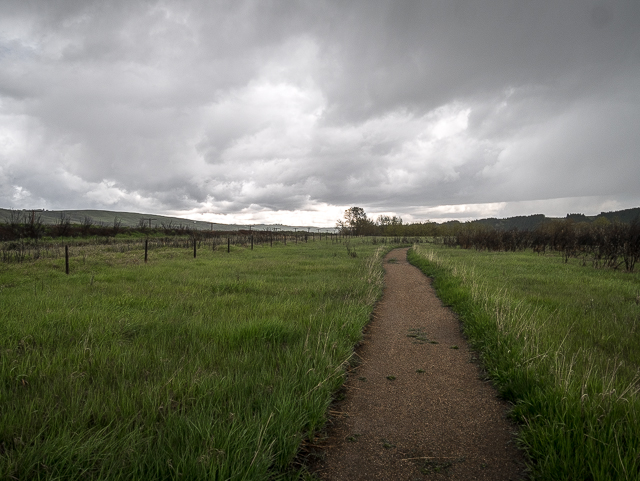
[1,0,639,225]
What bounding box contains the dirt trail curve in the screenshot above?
[311,248,526,480]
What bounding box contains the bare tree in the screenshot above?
[161,221,174,234]
[81,216,94,236]
[25,210,44,239]
[55,212,72,237]
[7,209,22,238]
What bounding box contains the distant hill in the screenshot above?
[594,207,640,224]
[442,207,640,231]
[0,208,336,233]
[470,214,549,231]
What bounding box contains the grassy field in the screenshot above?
[409,244,640,480]
[1,238,388,480]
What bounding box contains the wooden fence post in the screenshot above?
[144,239,148,263]
[227,237,230,253]
[193,237,197,258]
[65,245,69,275]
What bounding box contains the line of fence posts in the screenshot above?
[17,229,342,273]
[3,230,461,270]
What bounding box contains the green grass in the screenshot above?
[1,238,389,480]
[409,244,640,480]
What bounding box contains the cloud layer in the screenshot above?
[1,0,639,225]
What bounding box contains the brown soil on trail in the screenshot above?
[309,248,527,480]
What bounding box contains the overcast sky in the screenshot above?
[1,1,639,226]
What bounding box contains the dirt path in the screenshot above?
[310,248,526,480]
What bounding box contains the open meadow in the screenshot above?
[409,244,640,480]
[5,234,640,480]
[0,237,389,480]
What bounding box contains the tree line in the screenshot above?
[336,206,442,236]
[336,207,640,272]
[448,217,640,272]
[0,210,204,240]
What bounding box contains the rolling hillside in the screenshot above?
[0,208,336,232]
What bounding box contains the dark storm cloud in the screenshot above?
[1,0,639,224]
[316,2,638,116]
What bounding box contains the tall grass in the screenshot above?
[1,240,387,479]
[409,244,640,480]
